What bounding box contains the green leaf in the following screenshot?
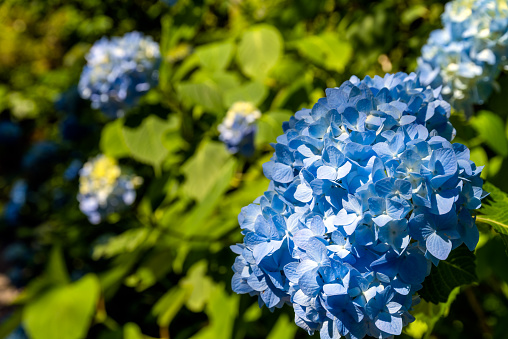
[405,287,460,339]
[243,303,262,322]
[46,245,70,285]
[195,41,235,71]
[477,182,508,236]
[256,110,293,146]
[124,323,144,339]
[419,245,477,304]
[188,284,239,339]
[295,32,352,73]
[100,119,130,158]
[180,260,214,313]
[470,110,508,156]
[175,156,236,238]
[0,309,22,339]
[92,228,159,259]
[224,81,268,108]
[501,234,508,256]
[122,115,175,173]
[181,140,233,202]
[152,286,188,327]
[237,24,283,79]
[267,314,298,339]
[24,274,101,339]
[178,81,224,114]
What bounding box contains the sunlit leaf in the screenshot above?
[470,111,508,156]
[256,110,293,146]
[100,119,130,158]
[477,182,508,236]
[224,81,268,108]
[152,286,188,327]
[405,287,460,339]
[267,314,298,339]
[178,81,224,114]
[295,32,352,73]
[180,260,214,313]
[195,41,235,71]
[181,140,233,202]
[124,323,144,339]
[122,115,177,174]
[24,274,100,339]
[237,25,283,79]
[188,284,239,339]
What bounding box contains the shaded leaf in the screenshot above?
[419,245,476,304]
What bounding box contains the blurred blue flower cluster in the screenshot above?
[78,31,161,119]
[218,101,262,157]
[3,180,28,226]
[232,73,485,338]
[161,0,178,6]
[77,155,142,224]
[0,121,22,145]
[417,0,508,116]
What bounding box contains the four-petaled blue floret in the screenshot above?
[231,73,485,338]
[417,0,508,117]
[78,31,161,119]
[77,155,142,224]
[218,101,262,157]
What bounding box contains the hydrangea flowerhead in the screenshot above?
[232,73,485,338]
[78,155,142,224]
[78,31,161,119]
[0,121,22,144]
[218,101,262,156]
[3,180,28,226]
[417,0,508,116]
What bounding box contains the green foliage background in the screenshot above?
[1,0,508,339]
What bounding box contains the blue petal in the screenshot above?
[426,232,452,260]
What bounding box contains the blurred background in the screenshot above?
[0,0,507,338]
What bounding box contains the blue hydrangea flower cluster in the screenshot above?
[77,155,142,224]
[417,0,508,116]
[161,0,177,6]
[3,180,28,226]
[0,121,22,144]
[231,73,485,338]
[218,101,262,157]
[78,31,161,119]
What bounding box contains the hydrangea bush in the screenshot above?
[417,0,508,116]
[78,31,161,119]
[218,101,262,156]
[232,73,485,338]
[78,155,142,224]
